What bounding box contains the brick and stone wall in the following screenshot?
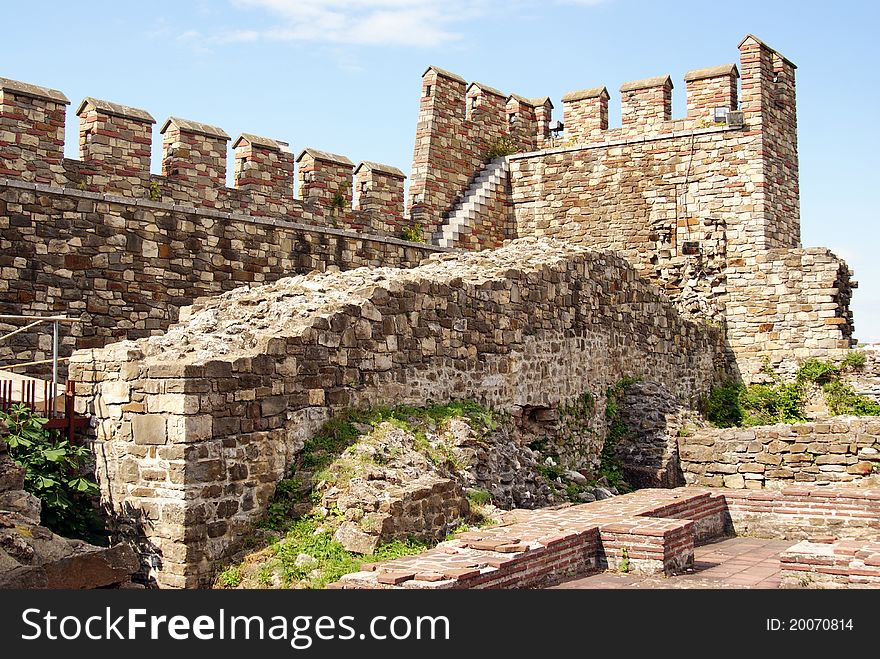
[407,66,548,237]
[334,485,880,589]
[0,75,426,372]
[501,36,853,377]
[0,179,442,376]
[724,248,856,377]
[680,417,880,489]
[69,238,724,587]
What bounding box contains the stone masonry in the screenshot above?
[1,74,431,374]
[680,417,880,489]
[0,181,442,377]
[70,238,723,587]
[408,36,856,379]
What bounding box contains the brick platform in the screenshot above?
[332,485,880,589]
[333,488,715,589]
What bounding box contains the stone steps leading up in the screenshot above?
[432,159,508,248]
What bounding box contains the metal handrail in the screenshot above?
[0,314,81,417]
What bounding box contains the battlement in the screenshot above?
[407,65,552,234]
[0,77,410,237]
[555,36,791,144]
[410,35,800,257]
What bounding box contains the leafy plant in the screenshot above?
[823,380,880,416]
[465,487,492,506]
[618,547,630,573]
[1,403,104,542]
[485,135,519,160]
[841,351,866,371]
[401,223,425,243]
[739,383,805,426]
[601,378,637,490]
[329,182,350,218]
[704,381,745,428]
[796,358,839,385]
[147,180,161,201]
[216,565,243,588]
[704,380,805,427]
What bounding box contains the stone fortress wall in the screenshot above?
[69,239,724,587]
[408,35,856,379]
[0,35,857,380]
[0,79,444,372]
[0,34,871,588]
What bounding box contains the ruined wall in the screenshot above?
[508,125,737,319]
[70,239,724,587]
[680,417,880,489]
[724,248,856,377]
[0,180,442,375]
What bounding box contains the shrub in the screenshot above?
[823,380,880,416]
[705,381,805,428]
[401,223,425,243]
[1,403,104,542]
[796,358,840,385]
[704,381,745,428]
[485,136,518,160]
[841,351,867,371]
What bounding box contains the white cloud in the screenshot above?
[225,0,478,47]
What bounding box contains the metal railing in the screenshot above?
[0,315,89,441]
[0,314,79,416]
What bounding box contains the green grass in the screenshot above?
[262,516,428,589]
[229,399,505,588]
[465,488,492,506]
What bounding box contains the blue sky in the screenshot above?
[3,0,879,342]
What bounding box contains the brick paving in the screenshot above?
[552,537,794,589]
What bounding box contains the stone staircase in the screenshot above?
[432,158,509,247]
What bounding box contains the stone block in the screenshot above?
[132,415,167,445]
[167,415,213,443]
[100,380,131,404]
[723,474,745,488]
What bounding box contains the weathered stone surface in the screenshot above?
[72,238,722,587]
[682,418,880,489]
[334,522,379,555]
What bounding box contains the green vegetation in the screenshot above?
[823,381,880,416]
[263,400,500,532]
[485,135,519,160]
[704,352,878,427]
[841,350,867,371]
[217,513,429,589]
[0,403,105,543]
[330,182,350,217]
[216,399,507,588]
[618,547,630,574]
[601,378,637,491]
[216,565,243,588]
[401,222,425,243]
[147,180,161,201]
[465,487,492,506]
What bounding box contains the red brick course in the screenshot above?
[333,485,880,589]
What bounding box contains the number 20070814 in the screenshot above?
[766,618,854,631]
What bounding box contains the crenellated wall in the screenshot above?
[503,36,850,377]
[407,66,551,238]
[0,76,438,372]
[0,76,410,236]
